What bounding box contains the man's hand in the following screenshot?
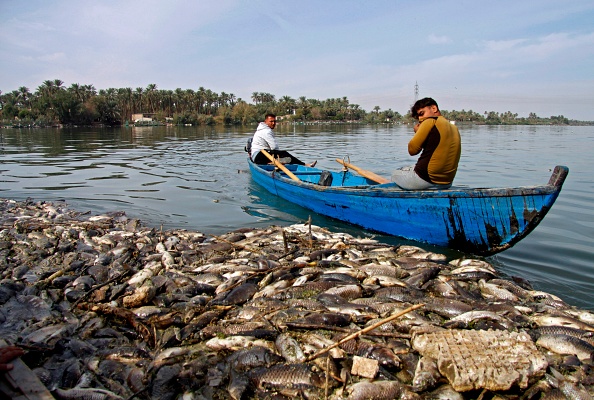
[0,345,25,372]
[413,123,421,133]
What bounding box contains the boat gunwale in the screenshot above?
[250,161,568,199]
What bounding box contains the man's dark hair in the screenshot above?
[264,113,276,120]
[411,97,439,119]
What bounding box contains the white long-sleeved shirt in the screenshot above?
[250,122,279,159]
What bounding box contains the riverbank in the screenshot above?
[1,197,593,399]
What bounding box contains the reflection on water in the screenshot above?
[1,124,593,310]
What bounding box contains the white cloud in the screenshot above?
[428,34,451,45]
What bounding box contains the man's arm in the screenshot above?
[408,118,436,155]
[262,129,279,150]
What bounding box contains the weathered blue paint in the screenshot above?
[248,159,568,255]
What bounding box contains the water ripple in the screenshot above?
[1,125,593,310]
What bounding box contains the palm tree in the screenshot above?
[134,87,144,112]
[279,95,296,115]
[53,79,65,91]
[261,93,275,104]
[82,84,97,102]
[228,93,237,107]
[17,86,31,109]
[117,87,133,122]
[251,92,261,104]
[37,80,56,98]
[163,90,173,117]
[68,83,83,102]
[174,88,184,114]
[145,83,157,113]
[204,89,216,115]
[184,89,195,113]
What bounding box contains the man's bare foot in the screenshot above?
[307,160,317,167]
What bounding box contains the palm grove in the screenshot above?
[0,80,575,127]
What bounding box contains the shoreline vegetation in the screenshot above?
[1,80,592,129]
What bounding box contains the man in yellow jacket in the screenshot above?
[392,98,461,190]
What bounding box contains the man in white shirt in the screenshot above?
[250,113,316,166]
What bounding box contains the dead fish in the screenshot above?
[565,308,594,325]
[308,248,341,260]
[98,346,150,364]
[536,333,594,361]
[449,258,496,272]
[249,363,325,390]
[531,313,594,332]
[339,338,400,367]
[530,325,594,346]
[318,293,377,316]
[227,369,250,400]
[205,335,261,351]
[373,286,424,303]
[323,284,364,301]
[254,277,295,298]
[363,275,409,288]
[412,355,441,392]
[423,276,459,298]
[209,282,258,306]
[423,298,473,319]
[346,379,410,400]
[405,266,441,288]
[22,323,75,346]
[478,279,519,302]
[206,324,277,341]
[271,281,339,300]
[122,282,156,308]
[358,263,404,278]
[319,272,361,285]
[227,345,283,372]
[397,246,446,261]
[161,250,176,270]
[299,332,346,359]
[449,310,515,330]
[424,384,464,400]
[53,387,125,400]
[544,368,592,400]
[488,278,533,300]
[193,272,225,286]
[449,270,497,281]
[127,260,162,286]
[151,364,182,400]
[276,333,306,363]
[289,312,352,328]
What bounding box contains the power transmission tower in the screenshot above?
[414,81,419,102]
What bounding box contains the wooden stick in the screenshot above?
[336,158,389,184]
[260,150,301,182]
[304,303,424,361]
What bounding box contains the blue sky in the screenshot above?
[1,0,594,120]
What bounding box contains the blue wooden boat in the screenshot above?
[248,157,569,255]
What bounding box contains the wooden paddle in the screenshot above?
[260,150,301,182]
[335,158,390,184]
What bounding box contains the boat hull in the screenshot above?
[248,160,568,255]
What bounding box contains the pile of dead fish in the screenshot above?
[0,197,593,400]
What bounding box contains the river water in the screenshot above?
[1,124,592,310]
